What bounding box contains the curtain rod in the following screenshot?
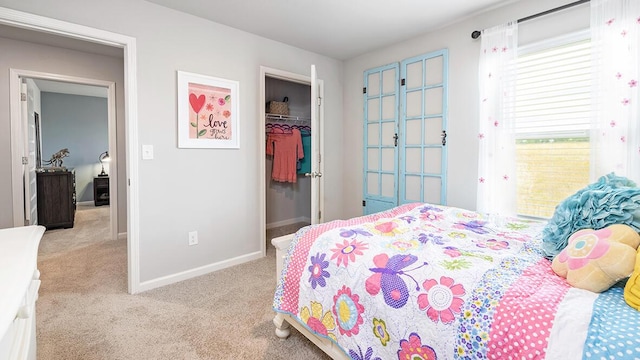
[471,0,590,39]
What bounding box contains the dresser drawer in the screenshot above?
[0,226,44,360]
[0,277,41,360]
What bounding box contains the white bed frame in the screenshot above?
[271,234,349,360]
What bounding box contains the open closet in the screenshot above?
[265,76,312,229]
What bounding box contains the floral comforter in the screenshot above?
[273,203,640,360]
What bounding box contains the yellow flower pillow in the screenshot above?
[551,224,640,293]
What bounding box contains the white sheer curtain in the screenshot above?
[591,0,640,183]
[477,22,519,215]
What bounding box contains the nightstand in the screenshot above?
[94,176,110,206]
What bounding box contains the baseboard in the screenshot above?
[136,250,263,293]
[76,201,95,206]
[118,232,127,240]
[267,216,311,230]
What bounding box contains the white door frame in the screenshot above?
[259,66,325,256]
[0,7,141,294]
[10,69,118,241]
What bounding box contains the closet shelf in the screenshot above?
[266,113,310,123]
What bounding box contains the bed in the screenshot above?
[271,202,640,359]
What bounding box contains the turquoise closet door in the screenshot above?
[399,50,448,205]
[363,64,399,215]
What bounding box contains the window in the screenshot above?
[514,31,591,218]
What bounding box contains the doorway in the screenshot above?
[265,77,311,226]
[12,72,117,239]
[259,66,325,255]
[0,7,141,293]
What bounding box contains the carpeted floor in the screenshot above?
[36,206,328,359]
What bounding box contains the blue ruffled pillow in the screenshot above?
[541,173,640,260]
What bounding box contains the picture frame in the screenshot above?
[177,71,240,149]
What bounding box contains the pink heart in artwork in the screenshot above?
[189,93,206,113]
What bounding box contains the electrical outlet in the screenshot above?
[188,231,198,246]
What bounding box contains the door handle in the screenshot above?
[304,172,323,178]
[441,130,447,146]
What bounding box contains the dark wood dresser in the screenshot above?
[36,170,76,229]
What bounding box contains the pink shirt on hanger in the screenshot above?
[266,128,304,183]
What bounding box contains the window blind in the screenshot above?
[514,32,591,219]
[515,38,591,136]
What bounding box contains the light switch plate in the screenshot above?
[142,145,154,160]
[188,231,198,246]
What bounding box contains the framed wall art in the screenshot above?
[177,71,240,149]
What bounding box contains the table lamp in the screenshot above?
[98,151,110,177]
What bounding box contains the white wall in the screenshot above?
[341,0,589,219]
[0,0,344,284]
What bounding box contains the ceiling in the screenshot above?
[0,1,519,62]
[0,1,519,96]
[145,0,518,60]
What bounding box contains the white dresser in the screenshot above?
[0,226,45,360]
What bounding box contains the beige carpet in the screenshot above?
[36,208,328,359]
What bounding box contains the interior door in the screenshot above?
[309,65,323,224]
[363,64,400,215]
[22,81,38,225]
[399,50,448,205]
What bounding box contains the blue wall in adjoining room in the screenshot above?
[41,92,108,203]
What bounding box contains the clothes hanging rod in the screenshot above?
[471,0,590,39]
[266,113,310,122]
